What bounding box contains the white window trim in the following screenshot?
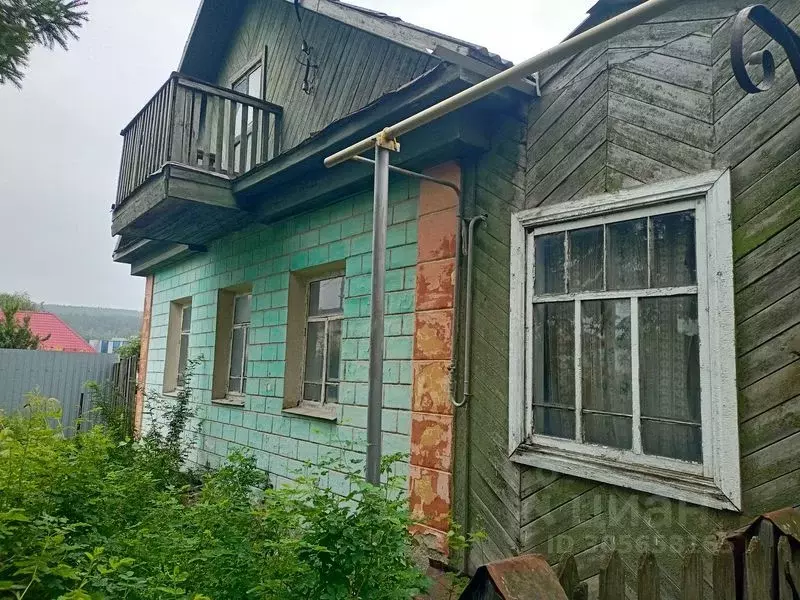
[508,170,741,512]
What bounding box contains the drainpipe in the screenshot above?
[453,214,486,409]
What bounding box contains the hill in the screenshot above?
[43,305,142,341]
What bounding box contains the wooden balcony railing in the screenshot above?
[116,72,283,206]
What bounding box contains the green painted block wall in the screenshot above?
[143,179,419,489]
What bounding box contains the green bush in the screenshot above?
[0,394,428,599]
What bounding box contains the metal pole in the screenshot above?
[324,0,681,168]
[366,145,390,485]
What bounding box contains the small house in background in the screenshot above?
[90,338,127,354]
[14,312,96,353]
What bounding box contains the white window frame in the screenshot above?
[508,170,741,511]
[227,293,251,397]
[176,303,192,390]
[300,273,344,408]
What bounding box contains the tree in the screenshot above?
[0,0,88,87]
[0,291,41,312]
[0,299,49,349]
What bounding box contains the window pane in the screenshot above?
[652,211,697,287]
[534,233,565,295]
[229,327,246,378]
[229,377,241,394]
[309,277,344,316]
[248,66,262,98]
[326,383,339,404]
[326,320,342,381]
[534,406,575,440]
[639,296,701,423]
[607,219,647,290]
[642,420,702,463]
[304,383,322,403]
[584,413,632,449]
[582,299,632,413]
[569,226,604,292]
[178,333,190,386]
[233,76,248,94]
[581,299,632,449]
[304,321,325,383]
[181,306,192,332]
[234,295,251,324]
[533,303,575,439]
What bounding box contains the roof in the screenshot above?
[568,0,642,38]
[179,0,511,80]
[9,312,96,353]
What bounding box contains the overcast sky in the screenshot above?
[0,0,594,311]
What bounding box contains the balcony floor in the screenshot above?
[112,164,251,246]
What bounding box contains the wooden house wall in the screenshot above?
[462,0,800,595]
[212,0,439,151]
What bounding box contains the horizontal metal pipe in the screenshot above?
[324,0,680,168]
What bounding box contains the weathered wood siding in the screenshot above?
[459,106,528,569]
[462,0,800,595]
[213,0,438,151]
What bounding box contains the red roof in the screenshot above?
[10,312,96,353]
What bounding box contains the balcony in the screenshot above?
[112,72,283,245]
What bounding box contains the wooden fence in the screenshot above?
[555,517,800,599]
[107,354,139,438]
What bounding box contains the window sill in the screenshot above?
[282,404,338,422]
[510,441,740,512]
[212,395,246,408]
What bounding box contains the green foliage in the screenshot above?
[0,293,41,312]
[85,380,133,441]
[43,305,142,343]
[0,300,49,350]
[117,336,141,359]
[0,388,429,599]
[0,0,88,87]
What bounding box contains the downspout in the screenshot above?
[453,214,486,409]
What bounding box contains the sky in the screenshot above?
[0,0,595,311]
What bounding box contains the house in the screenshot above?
[112,0,800,593]
[9,312,96,353]
[90,338,127,354]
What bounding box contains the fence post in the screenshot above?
[713,541,736,600]
[638,552,661,600]
[599,550,625,600]
[558,554,584,599]
[746,537,769,600]
[682,544,703,600]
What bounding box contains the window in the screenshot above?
[177,305,192,387]
[228,294,251,395]
[164,300,192,393]
[284,266,345,419]
[508,171,740,511]
[232,63,263,173]
[302,276,344,405]
[212,287,252,403]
